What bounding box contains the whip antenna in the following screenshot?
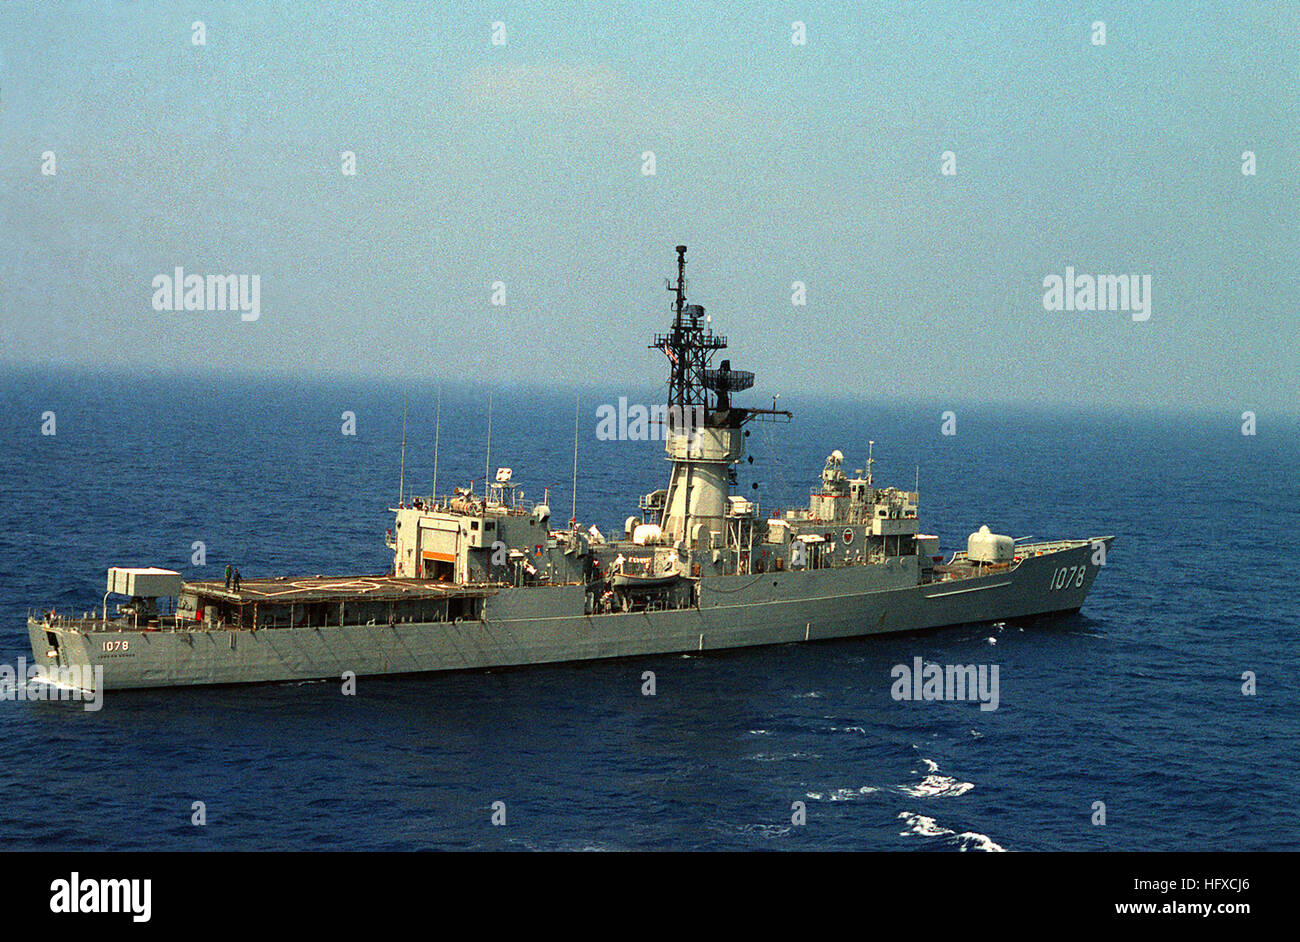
[483,392,492,499]
[398,387,408,506]
[432,386,442,503]
[571,394,580,525]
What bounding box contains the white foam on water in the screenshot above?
[898,811,949,837]
[955,831,1006,852]
[739,823,792,839]
[746,751,820,762]
[896,757,974,798]
[26,677,86,694]
[897,812,1005,852]
[899,775,975,798]
[806,785,878,802]
[520,838,621,852]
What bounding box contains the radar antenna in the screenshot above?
[649,245,789,430]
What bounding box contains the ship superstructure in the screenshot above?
[27,246,1113,690]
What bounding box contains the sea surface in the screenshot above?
[0,369,1296,851]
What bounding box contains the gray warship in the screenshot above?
[28,246,1113,690]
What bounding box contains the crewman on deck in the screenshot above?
[232,568,242,591]
[224,564,232,589]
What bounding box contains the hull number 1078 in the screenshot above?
[1051,566,1087,590]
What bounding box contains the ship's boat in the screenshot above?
[609,571,683,590]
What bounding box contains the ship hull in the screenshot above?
[28,539,1109,691]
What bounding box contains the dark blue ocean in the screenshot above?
[1,369,1296,851]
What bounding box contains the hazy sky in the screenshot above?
[1,1,1296,413]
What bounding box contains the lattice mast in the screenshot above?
[651,245,735,430]
[649,246,788,549]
